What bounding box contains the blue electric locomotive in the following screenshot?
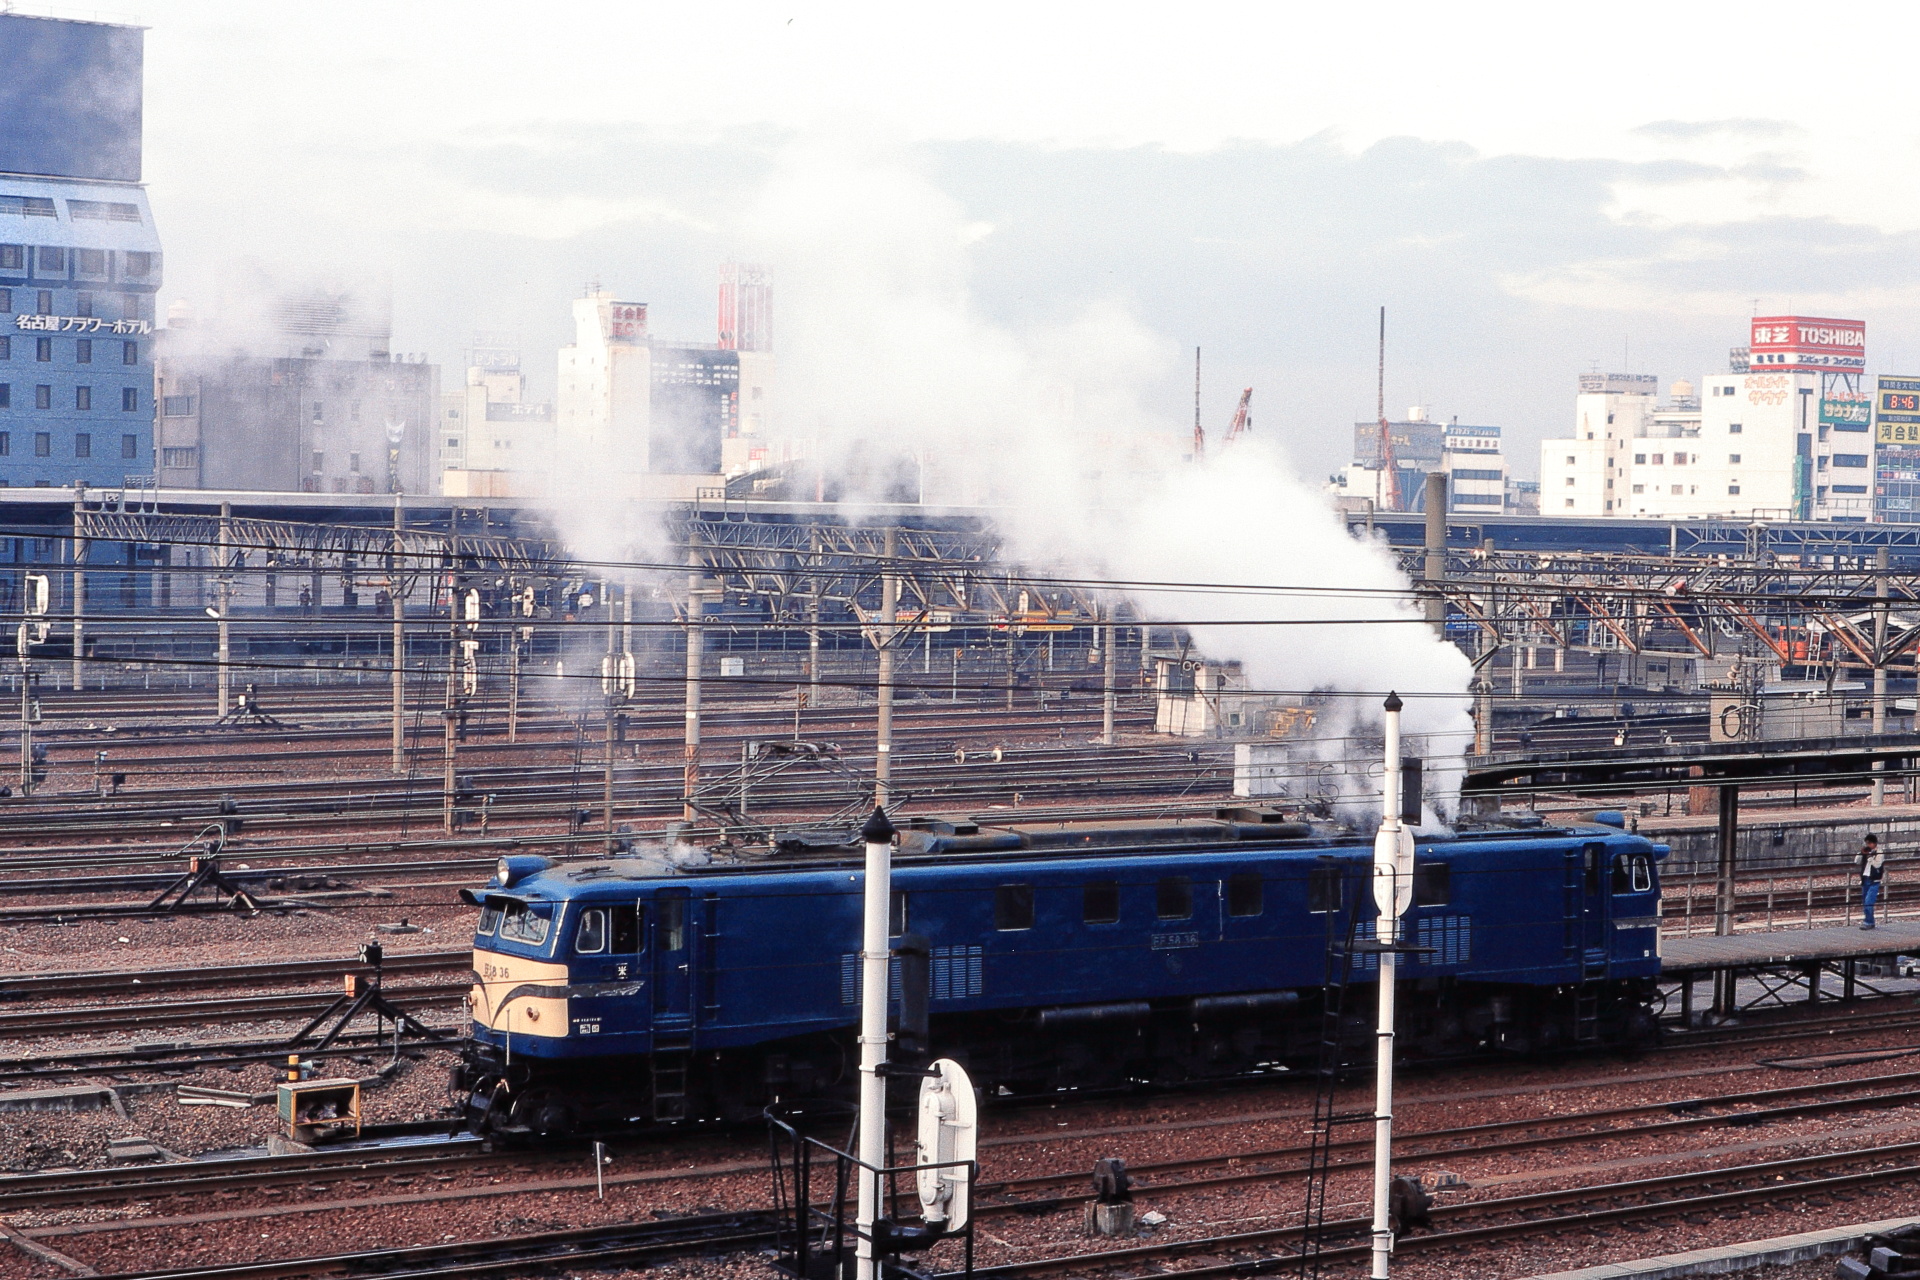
[454,813,1666,1136]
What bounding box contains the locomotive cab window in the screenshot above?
[612,902,642,952]
[995,884,1035,931]
[1157,876,1193,920]
[1612,854,1653,894]
[575,908,608,954]
[1227,873,1263,917]
[1083,881,1120,925]
[477,902,501,934]
[1412,861,1450,908]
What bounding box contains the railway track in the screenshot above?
[0,983,469,1036]
[0,950,470,1000]
[944,1138,1920,1279]
[75,1209,784,1280]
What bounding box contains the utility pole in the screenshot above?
[18,569,46,796]
[216,502,233,718]
[70,499,85,693]
[390,501,405,775]
[875,526,898,808]
[1100,606,1117,747]
[441,518,459,834]
[683,536,705,823]
[1874,545,1889,805]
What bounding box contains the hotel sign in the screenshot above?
[14,315,152,335]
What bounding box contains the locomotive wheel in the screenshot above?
[511,1090,576,1138]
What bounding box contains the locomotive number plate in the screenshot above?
[1151,931,1200,950]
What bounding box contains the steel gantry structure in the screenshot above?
[1398,544,1918,677]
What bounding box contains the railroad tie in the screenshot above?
[0,1221,97,1276]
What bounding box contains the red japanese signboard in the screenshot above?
[1749,315,1866,370]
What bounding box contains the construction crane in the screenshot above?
[1191,347,1254,461]
[1224,388,1253,445]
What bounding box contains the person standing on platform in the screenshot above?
[1860,834,1885,931]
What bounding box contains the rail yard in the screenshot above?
[0,489,1906,1280]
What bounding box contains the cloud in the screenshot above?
[1633,118,1798,142]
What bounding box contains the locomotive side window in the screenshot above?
[1157,876,1193,920]
[660,896,687,950]
[1083,881,1120,924]
[575,908,607,954]
[477,903,501,934]
[1227,873,1263,917]
[612,902,642,952]
[1412,861,1450,907]
[1308,865,1343,913]
[995,884,1035,931]
[1614,854,1652,894]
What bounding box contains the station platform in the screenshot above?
[1661,921,1920,1019]
[1662,920,1920,975]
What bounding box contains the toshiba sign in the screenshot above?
[1749,315,1866,370]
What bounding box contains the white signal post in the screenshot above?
[856,805,896,1280]
[1371,692,1415,1279]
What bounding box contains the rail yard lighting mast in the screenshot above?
[1371,692,1415,1279]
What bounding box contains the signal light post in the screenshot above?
[1370,692,1415,1279]
[855,805,896,1280]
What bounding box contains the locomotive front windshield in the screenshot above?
[495,899,553,947]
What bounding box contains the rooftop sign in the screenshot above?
[1750,316,1866,371]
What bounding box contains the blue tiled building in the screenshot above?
[0,14,158,490]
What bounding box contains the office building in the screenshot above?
[439,336,553,495]
[555,269,774,494]
[152,290,438,494]
[0,14,159,488]
[1538,321,1872,522]
[1329,408,1516,513]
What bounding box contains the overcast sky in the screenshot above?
[120,0,1920,479]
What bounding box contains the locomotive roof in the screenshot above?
[475,811,1650,899]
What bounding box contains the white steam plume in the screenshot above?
[747,139,1476,810]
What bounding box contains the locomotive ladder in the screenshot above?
[651,1032,694,1121]
[1295,863,1373,1278]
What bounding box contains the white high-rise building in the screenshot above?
[1539,373,1659,515]
[1539,318,1873,522]
[1441,423,1506,512]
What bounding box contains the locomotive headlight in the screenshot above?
[495,854,555,888]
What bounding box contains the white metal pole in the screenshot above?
[856,805,896,1280]
[1370,691,1412,1280]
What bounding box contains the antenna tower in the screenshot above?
[1377,307,1399,510]
[1193,346,1204,461]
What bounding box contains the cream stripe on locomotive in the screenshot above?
[471,951,571,1039]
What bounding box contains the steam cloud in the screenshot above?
[737,139,1476,814]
